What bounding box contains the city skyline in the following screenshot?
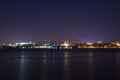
[0,39,120,44]
[0,0,120,42]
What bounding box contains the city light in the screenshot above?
[15,42,32,46]
[64,41,69,48]
[0,40,120,49]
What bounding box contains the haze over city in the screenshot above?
[0,0,120,43]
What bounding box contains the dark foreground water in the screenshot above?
[0,51,120,80]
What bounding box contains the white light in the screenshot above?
[86,42,93,45]
[97,41,103,43]
[64,41,69,47]
[16,42,31,46]
[116,43,120,46]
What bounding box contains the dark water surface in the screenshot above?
[0,51,120,80]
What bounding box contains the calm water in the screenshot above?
[0,51,120,80]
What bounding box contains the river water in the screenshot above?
[0,51,120,80]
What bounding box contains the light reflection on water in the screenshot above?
[63,52,70,80]
[88,52,94,80]
[116,52,120,80]
[43,52,47,80]
[0,51,120,80]
[19,51,26,80]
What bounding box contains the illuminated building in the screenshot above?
[15,42,32,46]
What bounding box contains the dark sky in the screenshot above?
[0,0,120,43]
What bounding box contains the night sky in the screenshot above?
[0,0,120,43]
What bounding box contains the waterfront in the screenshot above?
[0,51,120,80]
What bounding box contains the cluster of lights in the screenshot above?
[15,42,32,46]
[64,41,69,48]
[0,40,120,49]
[116,43,120,46]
